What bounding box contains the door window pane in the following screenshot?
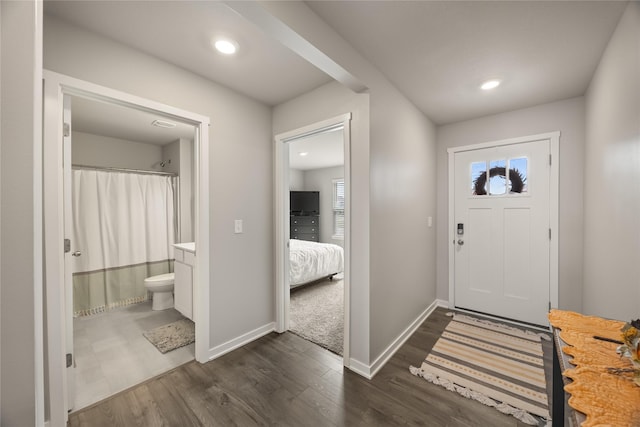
[509,157,528,193]
[471,162,487,195]
[489,159,506,195]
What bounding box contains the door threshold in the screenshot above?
[453,306,551,333]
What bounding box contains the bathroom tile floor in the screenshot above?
[72,301,194,411]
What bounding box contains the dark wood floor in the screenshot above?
[68,308,550,426]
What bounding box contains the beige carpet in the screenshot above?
[289,278,343,355]
[143,318,195,354]
[410,313,551,426]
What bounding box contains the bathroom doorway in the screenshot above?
[67,94,196,410]
[43,71,211,424]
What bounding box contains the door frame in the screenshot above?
[447,132,560,322]
[274,113,351,366]
[43,70,211,425]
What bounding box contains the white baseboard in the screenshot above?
[435,298,449,308]
[348,298,442,380]
[207,322,275,361]
[347,358,372,379]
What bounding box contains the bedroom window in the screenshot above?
[332,179,345,239]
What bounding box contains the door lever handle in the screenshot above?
[457,239,464,246]
[72,251,82,257]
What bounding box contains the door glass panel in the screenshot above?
[489,159,506,195]
[471,161,487,195]
[509,157,528,193]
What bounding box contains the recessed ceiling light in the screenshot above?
[151,119,176,129]
[481,79,501,90]
[214,39,238,55]
[299,152,309,157]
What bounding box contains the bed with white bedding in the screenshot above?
[289,239,344,287]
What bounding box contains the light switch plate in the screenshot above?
[234,219,243,233]
[428,216,433,227]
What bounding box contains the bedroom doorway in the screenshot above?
[274,114,352,365]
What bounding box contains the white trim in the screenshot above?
[347,358,372,379]
[446,132,559,154]
[207,323,276,360]
[435,299,449,308]
[341,118,352,366]
[368,299,440,377]
[43,73,67,426]
[193,121,211,364]
[447,131,560,326]
[447,148,456,308]
[548,133,560,311]
[451,308,552,333]
[43,70,211,426]
[33,2,45,425]
[348,299,442,379]
[274,113,352,367]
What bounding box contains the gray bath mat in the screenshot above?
[143,318,195,353]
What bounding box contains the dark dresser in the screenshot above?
[290,215,319,241]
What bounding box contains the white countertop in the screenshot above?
[173,242,195,253]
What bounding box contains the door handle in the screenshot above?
[72,251,82,257]
[457,239,464,246]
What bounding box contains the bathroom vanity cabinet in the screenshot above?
[173,242,195,320]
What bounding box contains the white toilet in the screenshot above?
[144,272,175,310]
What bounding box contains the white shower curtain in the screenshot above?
[72,169,176,316]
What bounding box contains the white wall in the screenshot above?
[161,139,181,174]
[44,16,274,354]
[583,2,640,320]
[368,84,436,359]
[302,165,344,247]
[436,97,586,312]
[273,80,372,366]
[1,1,43,425]
[72,131,163,170]
[289,168,304,190]
[179,138,194,242]
[270,0,439,366]
[162,138,194,242]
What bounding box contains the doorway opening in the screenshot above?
[67,95,197,411]
[274,114,352,365]
[43,71,211,425]
[447,132,559,327]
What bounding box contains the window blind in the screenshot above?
[333,179,345,237]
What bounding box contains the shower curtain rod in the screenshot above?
[72,164,178,177]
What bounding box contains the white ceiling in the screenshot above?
[306,1,627,124]
[289,129,344,171]
[71,96,195,145]
[44,1,332,107]
[45,0,627,138]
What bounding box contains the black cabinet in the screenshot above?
[290,215,319,241]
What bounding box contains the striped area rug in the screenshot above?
[410,313,551,425]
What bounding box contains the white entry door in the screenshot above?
[452,138,551,326]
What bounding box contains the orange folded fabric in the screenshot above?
[548,309,625,341]
[548,309,640,427]
[563,367,640,427]
[559,330,629,369]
